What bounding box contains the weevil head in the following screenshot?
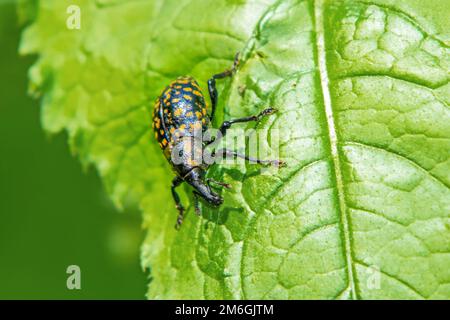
[185,167,223,206]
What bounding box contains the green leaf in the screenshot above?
[20,0,450,299]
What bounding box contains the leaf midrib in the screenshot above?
[314,0,358,299]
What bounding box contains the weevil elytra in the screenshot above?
[152,53,284,228]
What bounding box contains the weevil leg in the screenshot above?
[208,52,240,121]
[217,107,277,137]
[193,191,202,216]
[215,148,285,167]
[172,176,185,229]
[207,178,231,189]
[204,107,278,147]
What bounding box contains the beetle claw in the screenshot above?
[273,160,287,168]
[207,178,231,189]
[232,52,240,72]
[175,205,185,229]
[261,159,286,168]
[256,107,278,122]
[216,181,231,189]
[262,107,278,116]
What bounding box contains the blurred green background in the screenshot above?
[0,1,146,299]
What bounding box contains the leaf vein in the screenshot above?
[315,0,359,299]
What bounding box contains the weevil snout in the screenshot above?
[207,193,223,206]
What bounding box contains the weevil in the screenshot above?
[152,53,284,228]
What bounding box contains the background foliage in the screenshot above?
[0,1,145,299]
[18,0,450,299]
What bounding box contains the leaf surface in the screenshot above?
[20,0,450,299]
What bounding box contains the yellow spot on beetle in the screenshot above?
[183,94,192,101]
[189,122,202,132]
[174,108,183,117]
[186,111,193,117]
[194,122,202,129]
[184,87,193,92]
[195,111,202,119]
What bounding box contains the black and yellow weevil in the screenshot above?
[152,53,284,228]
